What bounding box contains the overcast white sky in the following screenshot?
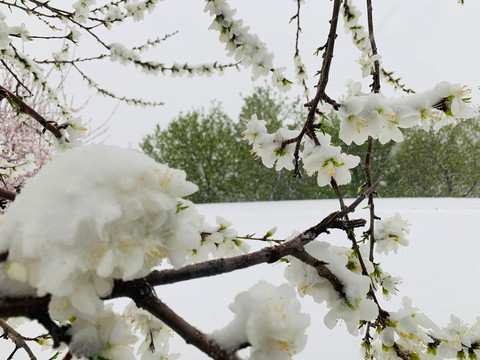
[57,0,480,148]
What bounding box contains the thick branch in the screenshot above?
[0,295,50,319]
[0,175,385,359]
[1,174,386,322]
[141,212,340,288]
[140,176,383,288]
[120,280,240,360]
[292,249,347,300]
[0,188,17,202]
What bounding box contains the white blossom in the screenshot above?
[302,143,360,187]
[190,216,249,263]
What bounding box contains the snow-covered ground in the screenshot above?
[162,197,480,359]
[3,197,480,359]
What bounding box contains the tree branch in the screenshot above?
[0,296,50,319]
[0,85,62,139]
[292,249,347,300]
[118,279,240,360]
[0,320,37,360]
[0,188,17,202]
[136,173,384,290]
[366,0,380,93]
[281,0,343,176]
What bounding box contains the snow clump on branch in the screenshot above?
[0,144,203,296]
[0,144,208,356]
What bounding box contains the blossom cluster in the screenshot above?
[243,114,360,187]
[72,0,96,23]
[339,81,473,146]
[204,0,291,90]
[212,281,310,360]
[124,302,179,360]
[369,298,480,360]
[190,216,250,263]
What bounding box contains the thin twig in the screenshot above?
[380,68,415,94]
[292,0,309,99]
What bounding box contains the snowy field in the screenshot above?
[4,197,480,359]
[164,197,480,360]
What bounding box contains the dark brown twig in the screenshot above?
[365,0,381,262]
[0,85,62,139]
[114,279,240,360]
[0,188,17,202]
[366,0,380,93]
[292,249,347,300]
[281,0,342,176]
[381,68,415,94]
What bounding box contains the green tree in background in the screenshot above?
[140,105,240,203]
[382,117,480,197]
[140,87,331,203]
